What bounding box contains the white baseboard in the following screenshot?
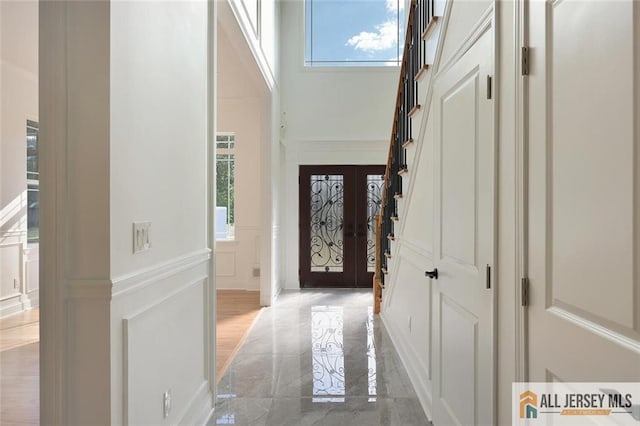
[0,293,36,319]
[381,311,433,422]
[177,381,214,425]
[216,286,260,291]
[0,297,25,319]
[26,290,39,308]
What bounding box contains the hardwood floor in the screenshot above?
[0,291,261,424]
[216,290,262,381]
[0,308,39,425]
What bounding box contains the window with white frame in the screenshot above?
[26,120,39,244]
[216,134,235,240]
[305,0,405,67]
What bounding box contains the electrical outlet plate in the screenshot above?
[133,221,151,254]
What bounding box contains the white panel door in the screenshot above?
[528,0,640,383]
[432,28,495,426]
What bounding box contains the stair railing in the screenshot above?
[374,0,435,313]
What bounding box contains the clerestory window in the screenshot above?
[305,0,405,67]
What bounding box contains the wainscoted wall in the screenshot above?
[215,227,262,290]
[40,0,215,423]
[380,0,494,419]
[0,0,39,318]
[218,0,282,296]
[111,250,212,425]
[24,245,39,307]
[381,244,433,416]
[381,0,523,424]
[0,242,24,317]
[217,0,284,303]
[109,1,213,422]
[217,89,265,291]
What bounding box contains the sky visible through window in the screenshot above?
[305,0,405,66]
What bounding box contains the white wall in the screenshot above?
[216,96,263,291]
[380,0,522,424]
[217,0,282,301]
[40,1,214,424]
[225,0,277,89]
[279,0,398,289]
[110,2,207,278]
[0,0,39,317]
[217,77,264,290]
[109,1,211,424]
[216,6,266,292]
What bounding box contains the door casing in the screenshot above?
[299,165,384,288]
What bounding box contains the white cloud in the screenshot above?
[345,20,398,52]
[386,0,405,12]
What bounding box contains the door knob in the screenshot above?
[425,268,438,280]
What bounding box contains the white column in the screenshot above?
[40,1,112,424]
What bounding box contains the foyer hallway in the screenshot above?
[213,290,431,425]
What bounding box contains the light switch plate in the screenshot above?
[132,221,151,253]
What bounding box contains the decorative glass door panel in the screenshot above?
[310,175,345,272]
[365,175,384,273]
[300,165,385,288]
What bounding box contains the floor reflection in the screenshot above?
[309,305,378,403]
[216,413,235,424]
[367,306,377,402]
[311,305,345,402]
[213,290,430,425]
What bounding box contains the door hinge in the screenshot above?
[486,75,492,100]
[485,264,491,289]
[521,277,530,306]
[521,46,529,76]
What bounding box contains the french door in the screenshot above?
[299,165,385,288]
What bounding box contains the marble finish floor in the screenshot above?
[213,289,431,425]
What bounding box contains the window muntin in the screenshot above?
[26,120,39,244]
[305,0,405,67]
[216,134,235,241]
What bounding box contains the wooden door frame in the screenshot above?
[299,165,384,288]
[517,0,529,383]
[299,165,356,287]
[354,165,386,286]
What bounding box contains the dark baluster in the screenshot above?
[423,0,427,36]
[378,0,427,284]
[380,209,387,283]
[389,171,396,220]
[386,174,394,256]
[421,0,427,67]
[411,3,422,105]
[404,66,409,170]
[393,100,402,172]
